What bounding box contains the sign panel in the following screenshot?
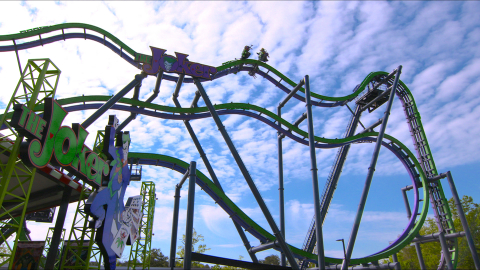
[137,46,218,80]
[61,240,90,270]
[12,241,45,270]
[85,116,138,270]
[11,99,144,270]
[10,98,109,187]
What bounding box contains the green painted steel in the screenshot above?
[128,149,427,265]
[60,129,107,270]
[0,22,369,101]
[0,68,454,265]
[0,59,60,267]
[61,186,97,270]
[0,73,441,263]
[0,23,456,265]
[128,181,156,270]
[36,71,456,265]
[0,23,136,58]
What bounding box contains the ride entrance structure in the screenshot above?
[0,23,479,270]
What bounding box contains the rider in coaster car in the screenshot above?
[257,48,269,62]
[241,45,252,60]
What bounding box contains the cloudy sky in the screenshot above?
[0,0,479,263]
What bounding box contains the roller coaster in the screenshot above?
[0,23,479,270]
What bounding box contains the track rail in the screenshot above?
[0,23,455,266]
[128,143,425,265]
[0,94,429,264]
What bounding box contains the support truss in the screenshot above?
[61,129,107,269]
[128,181,156,270]
[40,227,66,270]
[0,59,60,267]
[61,186,98,269]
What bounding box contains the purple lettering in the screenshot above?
[142,47,166,75]
[174,52,193,76]
[190,63,204,77]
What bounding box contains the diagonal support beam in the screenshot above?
[445,171,480,269]
[341,66,402,270]
[172,79,259,263]
[193,78,299,270]
[190,91,201,108]
[278,112,307,140]
[118,71,163,132]
[279,79,305,109]
[82,72,147,128]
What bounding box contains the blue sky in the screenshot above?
[0,0,479,263]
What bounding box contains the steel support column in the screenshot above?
[301,105,362,270]
[391,253,401,270]
[193,78,299,270]
[170,169,189,269]
[169,186,181,269]
[184,161,197,270]
[304,75,325,269]
[438,231,453,270]
[401,186,426,269]
[342,66,402,270]
[44,186,72,269]
[401,187,412,219]
[275,78,304,267]
[414,242,427,270]
[277,107,286,267]
[445,171,480,269]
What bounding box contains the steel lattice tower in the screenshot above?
[128,181,156,270]
[0,59,60,267]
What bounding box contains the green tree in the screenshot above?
[150,248,169,267]
[211,255,247,270]
[391,195,479,269]
[116,248,169,267]
[259,254,280,265]
[0,243,10,264]
[448,195,480,269]
[176,228,211,268]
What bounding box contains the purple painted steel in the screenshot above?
[0,33,140,68]
[54,102,422,261]
[0,35,341,108]
[0,100,421,262]
[129,134,421,262]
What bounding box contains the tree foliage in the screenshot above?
[259,254,280,265]
[116,248,169,267]
[150,248,169,267]
[392,195,479,269]
[210,255,248,270]
[176,228,211,268]
[449,196,480,269]
[0,243,10,264]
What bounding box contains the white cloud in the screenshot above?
[1,0,479,262]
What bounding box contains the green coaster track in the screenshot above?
[0,23,457,267]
